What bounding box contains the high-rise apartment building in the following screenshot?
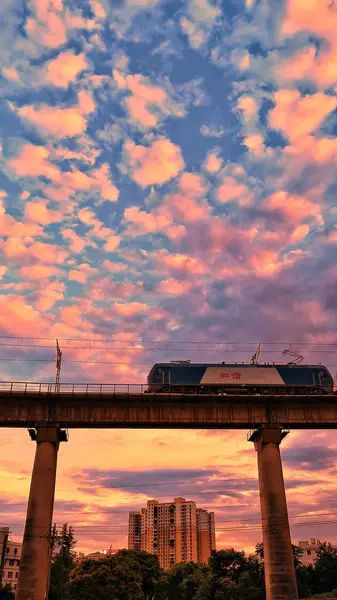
[0,528,22,596]
[196,508,216,564]
[128,512,142,551]
[128,498,215,570]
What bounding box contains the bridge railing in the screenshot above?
[0,382,334,396]
[0,382,148,395]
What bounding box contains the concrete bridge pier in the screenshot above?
[17,427,68,600]
[249,427,298,600]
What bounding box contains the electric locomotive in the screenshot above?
[147,361,334,394]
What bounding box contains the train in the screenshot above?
[147,361,334,394]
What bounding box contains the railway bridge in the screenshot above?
[2,381,337,600]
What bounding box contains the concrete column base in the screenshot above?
[249,427,298,600]
[17,427,68,600]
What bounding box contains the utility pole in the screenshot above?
[250,342,261,364]
[55,339,62,392]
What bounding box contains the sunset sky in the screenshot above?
[1,0,337,555]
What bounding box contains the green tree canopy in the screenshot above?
[69,555,145,600]
[48,523,77,600]
[0,584,15,600]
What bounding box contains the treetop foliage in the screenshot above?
[46,526,337,600]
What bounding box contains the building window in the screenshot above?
[8,572,13,578]
[15,572,19,579]
[307,550,311,555]
[14,548,18,556]
[9,560,14,566]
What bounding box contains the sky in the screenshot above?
[1,0,337,555]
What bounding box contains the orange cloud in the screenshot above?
[269,90,337,141]
[43,51,88,88]
[123,138,184,187]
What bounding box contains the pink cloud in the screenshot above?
[203,150,222,174]
[104,236,121,252]
[264,191,320,223]
[179,172,206,197]
[281,0,334,41]
[25,0,99,49]
[124,205,173,234]
[102,261,128,273]
[123,138,184,187]
[69,264,96,283]
[90,163,119,202]
[26,0,67,48]
[158,278,192,295]
[276,46,337,89]
[217,176,251,205]
[154,251,205,274]
[14,89,96,140]
[10,143,118,202]
[19,264,61,280]
[114,302,149,316]
[3,238,68,265]
[269,90,337,141]
[163,193,211,222]
[9,144,61,180]
[0,198,45,239]
[43,51,88,88]
[24,199,63,224]
[2,67,21,84]
[0,295,52,336]
[35,283,64,311]
[113,70,170,128]
[17,104,88,139]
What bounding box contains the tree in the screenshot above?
[48,523,77,600]
[69,555,145,600]
[114,549,163,598]
[0,584,15,600]
[313,543,337,594]
[156,562,211,600]
[209,549,257,585]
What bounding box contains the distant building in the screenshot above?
[128,498,216,570]
[0,528,22,596]
[79,548,124,561]
[298,538,337,565]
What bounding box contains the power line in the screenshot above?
[8,518,337,536]
[1,358,337,367]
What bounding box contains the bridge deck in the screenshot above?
[0,382,337,428]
